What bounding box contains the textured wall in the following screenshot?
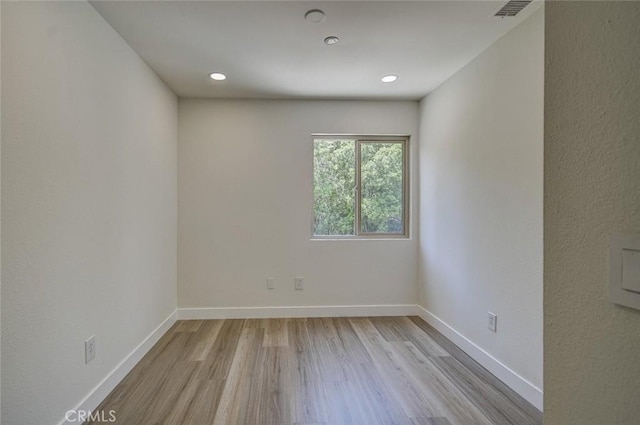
[178,99,418,309]
[544,2,640,424]
[1,2,177,424]
[418,8,544,397]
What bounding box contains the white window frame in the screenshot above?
[311,134,410,240]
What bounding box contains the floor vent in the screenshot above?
[493,0,532,17]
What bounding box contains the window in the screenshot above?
[313,135,409,238]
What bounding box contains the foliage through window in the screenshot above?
[313,136,408,238]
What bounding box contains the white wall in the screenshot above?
[0,2,3,422]
[418,7,543,403]
[178,99,418,310]
[1,2,177,424]
[544,2,640,424]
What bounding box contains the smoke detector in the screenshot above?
[305,9,326,24]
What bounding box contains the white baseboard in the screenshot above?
[58,310,178,425]
[56,304,541,424]
[414,305,543,411]
[178,304,416,320]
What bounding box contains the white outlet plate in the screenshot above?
[295,277,304,290]
[85,335,96,364]
[610,233,640,310]
[488,312,497,332]
[267,277,275,290]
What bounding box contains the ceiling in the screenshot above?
[90,1,541,100]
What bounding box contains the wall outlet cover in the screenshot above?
[85,335,96,364]
[488,312,497,332]
[610,233,640,310]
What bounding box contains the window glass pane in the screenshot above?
[360,142,404,234]
[313,139,356,236]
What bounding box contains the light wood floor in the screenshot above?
[89,317,541,425]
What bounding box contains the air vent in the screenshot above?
[494,0,532,17]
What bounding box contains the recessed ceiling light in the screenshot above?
[304,9,326,24]
[324,36,339,45]
[381,75,398,83]
[209,72,226,81]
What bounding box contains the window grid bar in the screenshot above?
[355,139,362,237]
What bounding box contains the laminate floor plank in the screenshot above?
[263,318,289,347]
[142,361,204,425]
[324,378,359,425]
[288,319,333,424]
[95,331,193,424]
[91,326,181,413]
[181,378,227,425]
[340,360,413,425]
[370,317,449,357]
[203,319,245,381]
[410,418,453,425]
[429,356,541,425]
[177,321,214,362]
[390,341,494,425]
[88,317,541,425]
[349,318,441,419]
[245,346,291,425]
[408,316,541,421]
[331,317,373,365]
[161,371,210,425]
[321,330,409,425]
[189,319,224,361]
[306,318,348,383]
[175,320,203,333]
[369,316,411,342]
[212,327,265,425]
[394,317,450,357]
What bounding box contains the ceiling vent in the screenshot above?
[493,0,532,17]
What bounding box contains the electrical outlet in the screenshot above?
[488,312,497,333]
[267,277,275,290]
[85,335,96,364]
[294,277,304,290]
